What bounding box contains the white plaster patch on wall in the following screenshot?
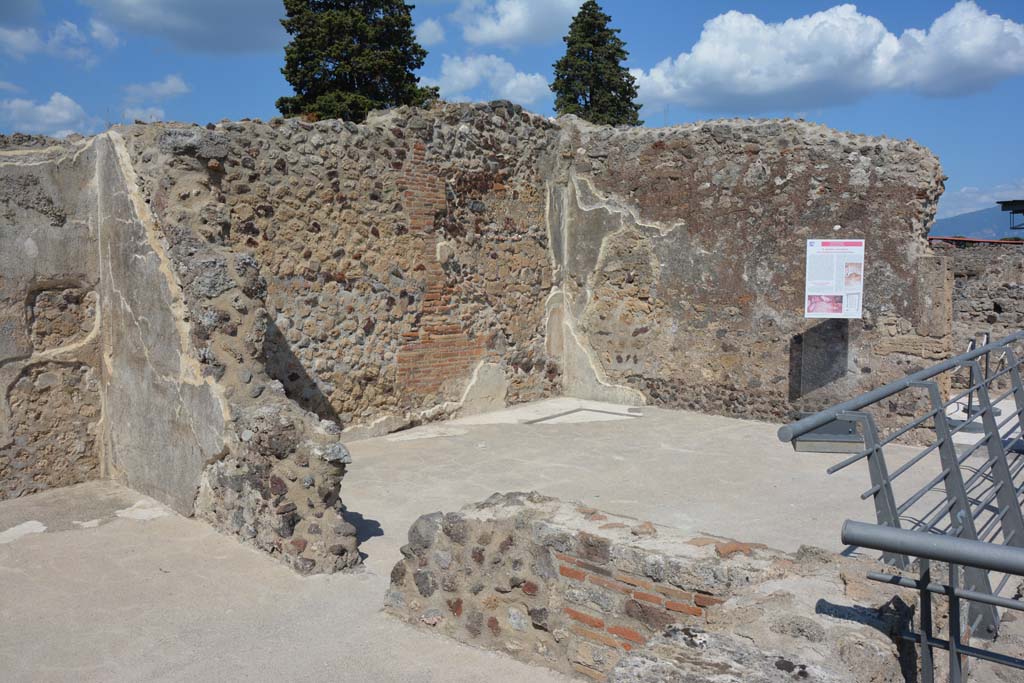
[0,520,47,544]
[570,170,683,237]
[560,290,646,406]
[342,412,414,441]
[456,361,508,417]
[22,237,38,259]
[114,499,171,521]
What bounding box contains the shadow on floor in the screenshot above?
[343,509,384,559]
[343,509,384,562]
[815,595,918,680]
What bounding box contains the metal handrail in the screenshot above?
[843,520,1024,683]
[779,329,1024,640]
[777,331,1024,442]
[842,521,1024,575]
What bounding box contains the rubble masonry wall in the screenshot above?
[555,117,951,422]
[934,241,1024,351]
[0,103,958,574]
[384,492,910,682]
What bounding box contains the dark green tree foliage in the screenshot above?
[276,0,438,122]
[551,0,642,126]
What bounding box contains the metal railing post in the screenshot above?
[919,558,935,683]
[966,360,1024,548]
[914,380,1000,639]
[983,332,992,381]
[840,410,910,569]
[1001,347,1024,447]
[949,562,963,683]
[967,339,977,419]
[844,521,1024,682]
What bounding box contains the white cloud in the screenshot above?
[89,19,119,49]
[416,17,445,47]
[886,2,1024,96]
[0,20,101,64]
[121,75,187,123]
[0,81,20,92]
[123,74,189,104]
[452,0,581,46]
[0,92,94,136]
[0,26,43,59]
[938,180,1024,219]
[47,20,95,64]
[425,54,549,106]
[83,0,286,52]
[632,1,1024,112]
[122,106,165,123]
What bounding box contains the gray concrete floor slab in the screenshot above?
[0,481,571,683]
[0,400,939,681]
[346,400,929,577]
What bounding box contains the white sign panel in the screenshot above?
[804,239,864,319]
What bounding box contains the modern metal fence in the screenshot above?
[778,331,1024,645]
[843,521,1024,683]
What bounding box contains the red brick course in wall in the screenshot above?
[554,550,723,678]
[396,141,485,396]
[383,496,794,683]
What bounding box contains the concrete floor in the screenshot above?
[0,399,938,682]
[347,398,930,574]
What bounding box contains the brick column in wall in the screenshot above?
[396,141,485,397]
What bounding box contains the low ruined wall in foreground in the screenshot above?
[385,492,910,682]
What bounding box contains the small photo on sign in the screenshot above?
[844,262,863,288]
[806,294,844,315]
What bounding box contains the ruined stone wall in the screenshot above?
[122,108,951,435]
[552,118,951,423]
[385,493,909,682]
[0,138,103,499]
[95,132,229,514]
[111,124,366,577]
[0,104,960,574]
[934,241,1024,349]
[0,130,362,574]
[125,102,560,440]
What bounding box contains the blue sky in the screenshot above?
[1,1,1022,218]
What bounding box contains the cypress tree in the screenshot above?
[276,0,438,123]
[550,0,642,126]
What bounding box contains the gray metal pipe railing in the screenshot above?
[778,331,1024,443]
[842,520,1024,576]
[867,571,1024,613]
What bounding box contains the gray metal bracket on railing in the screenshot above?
[839,410,909,569]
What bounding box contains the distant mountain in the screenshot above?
[930,206,1022,240]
